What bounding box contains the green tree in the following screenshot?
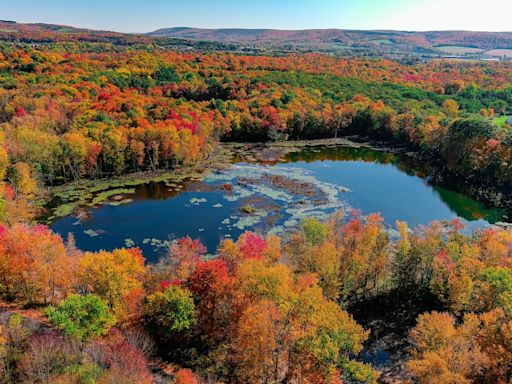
[490,100,508,115]
[144,286,196,336]
[302,218,328,245]
[478,267,512,313]
[46,294,115,341]
[154,66,179,84]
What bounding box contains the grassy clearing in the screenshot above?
[371,39,393,45]
[436,46,484,54]
[486,49,512,57]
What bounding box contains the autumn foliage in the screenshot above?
[1,44,512,210]
[1,33,512,384]
[0,207,509,382]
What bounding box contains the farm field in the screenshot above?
[436,45,485,54]
[486,48,512,57]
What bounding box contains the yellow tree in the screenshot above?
[9,162,38,196]
[0,133,8,181]
[442,99,459,118]
[233,257,376,384]
[407,311,489,384]
[233,300,282,383]
[478,309,512,382]
[77,248,146,321]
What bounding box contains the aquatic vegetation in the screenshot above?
[53,203,76,218]
[124,238,135,247]
[249,184,293,203]
[206,162,350,236]
[222,185,255,202]
[240,205,256,214]
[189,197,207,205]
[42,149,232,223]
[232,215,262,230]
[50,156,354,251]
[284,218,299,228]
[268,225,285,235]
[84,229,101,237]
[88,188,136,207]
[142,238,172,252]
[48,187,135,219]
[109,198,133,206]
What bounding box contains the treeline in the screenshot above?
[0,211,510,383]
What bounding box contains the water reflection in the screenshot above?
[50,145,506,262]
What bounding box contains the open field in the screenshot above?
[436,45,485,54]
[371,38,393,44]
[486,49,512,57]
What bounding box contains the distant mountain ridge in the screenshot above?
[2,20,512,57]
[149,27,512,51]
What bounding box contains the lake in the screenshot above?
[49,144,506,263]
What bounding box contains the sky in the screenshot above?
[1,0,511,33]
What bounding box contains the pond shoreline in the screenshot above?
[40,138,378,221]
[226,136,406,162]
[350,136,512,220]
[39,144,235,222]
[39,136,510,225]
[229,137,512,221]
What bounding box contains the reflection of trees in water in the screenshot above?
[287,146,396,163]
[124,145,504,225]
[434,187,504,223]
[286,145,505,223]
[286,145,426,176]
[133,180,219,201]
[133,182,175,201]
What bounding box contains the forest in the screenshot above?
[1,44,512,197]
[0,30,511,384]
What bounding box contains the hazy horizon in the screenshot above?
[2,0,511,33]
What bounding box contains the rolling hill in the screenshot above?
[2,20,512,58]
[149,27,512,56]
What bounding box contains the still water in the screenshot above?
[50,145,505,262]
